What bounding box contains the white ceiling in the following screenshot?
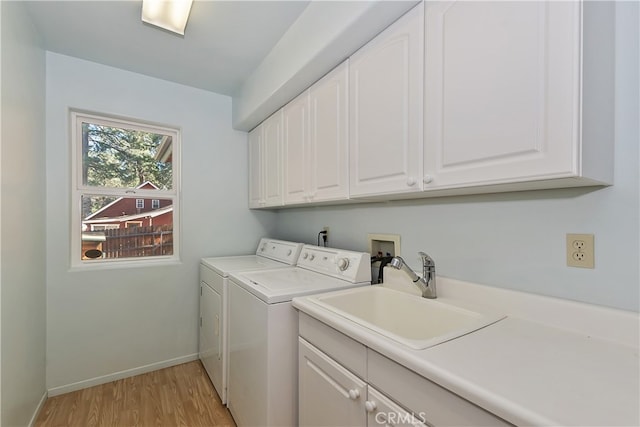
[25,0,311,96]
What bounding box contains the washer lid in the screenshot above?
[230,268,370,304]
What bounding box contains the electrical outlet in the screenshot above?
[566,233,594,268]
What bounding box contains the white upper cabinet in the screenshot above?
[310,61,350,203]
[283,92,310,205]
[283,61,349,205]
[250,0,614,208]
[423,1,614,191]
[248,126,263,208]
[349,3,424,197]
[248,110,283,208]
[263,111,284,206]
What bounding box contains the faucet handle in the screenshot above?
[418,251,435,268]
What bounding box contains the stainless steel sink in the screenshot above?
[308,286,504,349]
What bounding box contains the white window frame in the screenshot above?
[71,110,181,269]
[136,198,145,209]
[152,199,160,209]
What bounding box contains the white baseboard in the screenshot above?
[47,353,199,397]
[28,390,48,427]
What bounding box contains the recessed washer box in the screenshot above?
[368,233,400,257]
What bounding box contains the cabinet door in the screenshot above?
[424,1,579,189]
[299,338,367,427]
[262,110,284,206]
[248,126,263,208]
[367,388,428,427]
[349,4,424,197]
[310,61,349,202]
[368,350,511,426]
[199,283,222,396]
[283,92,310,205]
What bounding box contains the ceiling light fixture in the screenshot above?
[141,0,194,36]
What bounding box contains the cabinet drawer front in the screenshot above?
[299,338,367,427]
[368,351,512,426]
[299,312,367,379]
[367,387,428,427]
[200,264,223,294]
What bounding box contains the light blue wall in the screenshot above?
[0,1,47,424]
[45,53,277,390]
[274,2,640,312]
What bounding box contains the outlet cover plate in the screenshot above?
[566,233,595,269]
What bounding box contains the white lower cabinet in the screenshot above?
[299,338,367,426]
[299,338,427,427]
[298,313,511,427]
[368,351,511,427]
[367,388,428,427]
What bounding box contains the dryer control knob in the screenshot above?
[309,254,315,261]
[287,249,292,256]
[302,252,308,260]
[336,258,349,271]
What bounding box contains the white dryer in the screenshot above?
[199,238,303,404]
[227,245,371,427]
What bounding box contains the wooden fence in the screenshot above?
[102,225,173,259]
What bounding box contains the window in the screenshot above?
[72,111,180,266]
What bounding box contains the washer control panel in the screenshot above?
[297,245,371,283]
[256,238,303,265]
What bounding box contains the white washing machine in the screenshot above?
[199,238,303,404]
[227,245,371,427]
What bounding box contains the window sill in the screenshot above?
[69,256,182,272]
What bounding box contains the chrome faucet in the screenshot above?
[389,252,436,299]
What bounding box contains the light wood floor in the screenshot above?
[35,361,236,427]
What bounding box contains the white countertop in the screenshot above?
[292,274,640,426]
[417,317,639,426]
